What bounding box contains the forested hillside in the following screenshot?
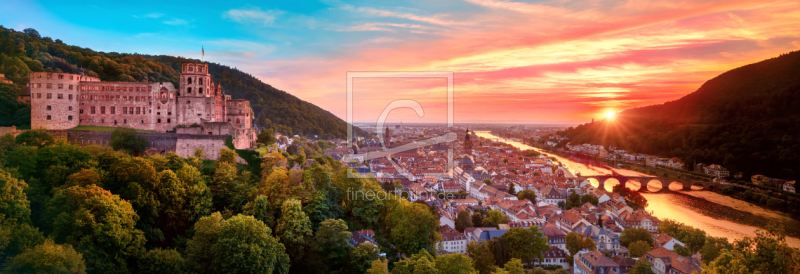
[0,26,362,138]
[559,50,800,181]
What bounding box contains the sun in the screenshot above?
[604,111,616,119]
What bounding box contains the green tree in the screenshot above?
[567,192,580,209]
[455,210,473,233]
[350,243,381,274]
[483,209,509,228]
[620,228,653,248]
[109,127,147,155]
[185,212,224,274]
[155,170,192,242]
[472,212,484,227]
[630,259,655,274]
[580,194,599,206]
[391,249,438,274]
[381,198,441,256]
[517,190,536,202]
[212,214,290,274]
[139,248,189,274]
[507,183,516,195]
[275,198,313,259]
[366,258,389,274]
[435,253,476,274]
[482,179,493,185]
[47,185,146,273]
[565,232,596,256]
[14,129,54,147]
[314,218,352,272]
[499,258,524,274]
[503,227,549,265]
[242,195,274,227]
[3,239,85,274]
[0,168,31,224]
[629,240,651,258]
[467,241,496,274]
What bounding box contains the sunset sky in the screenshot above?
[2,0,800,124]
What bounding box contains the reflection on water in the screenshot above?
[474,131,800,247]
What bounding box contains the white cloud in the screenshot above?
[164,18,189,25]
[223,7,284,26]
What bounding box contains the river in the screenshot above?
[474,131,800,247]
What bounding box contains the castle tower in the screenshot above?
[30,72,100,130]
[177,62,216,125]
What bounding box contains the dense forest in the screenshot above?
[559,50,800,181]
[0,26,364,139]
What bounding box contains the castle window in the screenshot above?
[58,94,63,99]
[47,115,51,120]
[112,107,117,114]
[37,93,41,99]
[135,87,139,91]
[167,119,171,123]
[187,78,192,84]
[91,107,96,114]
[170,93,174,99]
[81,85,86,90]
[68,94,73,100]
[158,119,161,123]
[187,88,192,94]
[69,106,72,111]
[199,78,203,85]
[70,76,74,80]
[47,74,52,79]
[37,83,42,88]
[47,83,52,89]
[58,84,63,89]
[199,88,203,94]
[80,109,84,114]
[69,85,73,90]
[101,106,105,114]
[47,93,52,99]
[124,119,127,124]
[68,116,72,121]
[47,106,51,110]
[136,107,141,114]
[141,120,144,123]
[59,74,64,79]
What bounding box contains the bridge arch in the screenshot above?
[625,179,643,191]
[604,178,620,192]
[587,178,601,189]
[645,179,664,192]
[668,181,685,191]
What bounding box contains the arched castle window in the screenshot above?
[161,92,167,99]
[199,78,203,85]
[187,78,192,84]
[188,87,192,93]
[199,88,203,94]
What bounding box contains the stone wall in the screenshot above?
[175,134,229,160]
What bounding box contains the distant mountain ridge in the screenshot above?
[559,50,800,181]
[0,26,363,138]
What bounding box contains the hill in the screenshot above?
[0,26,364,139]
[558,50,800,181]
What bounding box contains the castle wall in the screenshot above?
[175,134,229,160]
[30,72,100,130]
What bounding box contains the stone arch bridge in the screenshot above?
[577,174,721,192]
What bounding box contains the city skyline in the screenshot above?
[3,0,800,124]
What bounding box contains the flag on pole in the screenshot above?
[202,46,204,60]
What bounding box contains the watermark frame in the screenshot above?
[345,72,455,179]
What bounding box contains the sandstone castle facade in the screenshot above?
[29,62,257,156]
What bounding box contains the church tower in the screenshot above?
[464,129,473,153]
[384,126,391,148]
